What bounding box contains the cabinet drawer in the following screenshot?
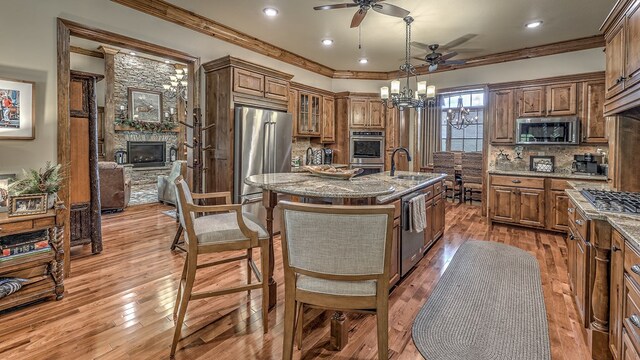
[625,245,640,291]
[623,329,640,360]
[0,220,34,234]
[491,175,544,189]
[422,185,434,200]
[624,275,640,353]
[570,206,589,242]
[433,181,443,195]
[549,179,570,191]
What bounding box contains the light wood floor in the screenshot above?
[0,202,590,360]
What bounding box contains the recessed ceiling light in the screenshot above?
[359,58,368,64]
[525,21,543,29]
[129,52,136,56]
[263,7,278,17]
[321,39,334,46]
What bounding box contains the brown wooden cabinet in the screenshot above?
[610,229,625,360]
[575,231,589,324]
[567,226,577,293]
[390,216,401,288]
[606,21,626,99]
[622,329,640,360]
[349,97,385,129]
[518,86,545,117]
[288,89,298,136]
[489,89,515,144]
[490,185,518,223]
[518,188,545,227]
[298,92,321,136]
[368,100,384,129]
[582,80,609,143]
[549,190,570,231]
[350,98,368,128]
[489,175,545,229]
[625,1,640,89]
[233,68,265,97]
[265,76,289,101]
[321,96,335,143]
[546,83,577,116]
[431,193,445,241]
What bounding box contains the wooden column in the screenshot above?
[262,190,278,309]
[99,46,119,163]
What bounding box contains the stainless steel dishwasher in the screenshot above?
[401,191,425,276]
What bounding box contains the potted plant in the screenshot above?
[9,162,63,209]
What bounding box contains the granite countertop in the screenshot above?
[291,164,349,173]
[565,187,640,251]
[244,171,446,203]
[489,169,608,181]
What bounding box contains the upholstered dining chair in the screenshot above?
[171,176,270,357]
[461,152,483,204]
[279,201,395,360]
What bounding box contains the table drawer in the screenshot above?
[0,220,34,235]
[433,181,443,195]
[624,275,640,352]
[491,175,544,189]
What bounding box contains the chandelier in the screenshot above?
[163,67,188,101]
[446,97,477,129]
[380,16,435,110]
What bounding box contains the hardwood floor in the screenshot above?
[0,202,590,360]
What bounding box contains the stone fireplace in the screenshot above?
[127,141,166,168]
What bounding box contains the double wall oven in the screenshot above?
[350,130,385,175]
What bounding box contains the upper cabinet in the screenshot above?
[290,83,335,141]
[321,96,335,143]
[298,92,321,136]
[582,81,609,143]
[602,0,640,116]
[349,97,385,129]
[490,89,515,144]
[517,83,576,118]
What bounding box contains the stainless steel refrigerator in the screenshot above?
[233,107,292,231]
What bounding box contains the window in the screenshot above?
[439,90,485,152]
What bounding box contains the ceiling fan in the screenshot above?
[314,0,410,28]
[411,34,479,72]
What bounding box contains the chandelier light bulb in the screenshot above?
[380,86,389,100]
[390,80,401,95]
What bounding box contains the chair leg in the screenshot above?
[260,240,269,334]
[171,255,195,357]
[247,248,253,295]
[173,258,188,320]
[170,225,183,251]
[376,300,389,360]
[295,302,303,350]
[282,297,296,360]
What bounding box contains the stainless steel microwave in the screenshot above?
[515,117,580,145]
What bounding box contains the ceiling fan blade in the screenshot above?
[452,48,482,53]
[442,60,466,65]
[410,41,433,51]
[372,3,410,18]
[441,34,478,50]
[439,52,459,61]
[313,3,358,10]
[350,8,368,28]
[429,64,439,72]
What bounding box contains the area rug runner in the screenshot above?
[412,240,550,360]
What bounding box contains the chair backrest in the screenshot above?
[433,152,456,182]
[174,176,195,245]
[280,201,394,280]
[461,152,483,184]
[168,161,187,183]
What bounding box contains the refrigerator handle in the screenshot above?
[270,121,277,173]
[262,121,270,174]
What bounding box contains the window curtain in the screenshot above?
[421,97,442,168]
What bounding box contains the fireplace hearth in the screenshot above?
[127,141,166,168]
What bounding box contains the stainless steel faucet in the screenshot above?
[390,147,412,176]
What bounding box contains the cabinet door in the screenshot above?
[606,21,626,99]
[567,228,577,292]
[233,68,264,97]
[385,103,399,151]
[622,329,640,360]
[575,236,588,325]
[389,217,401,287]
[610,230,625,360]
[350,98,368,128]
[321,96,335,143]
[626,0,640,89]
[288,89,299,136]
[368,100,385,129]
[264,77,288,101]
[432,195,445,240]
[489,90,515,144]
[309,94,321,136]
[424,199,434,251]
[582,81,608,143]
[518,86,545,117]
[298,93,310,134]
[490,185,517,223]
[518,188,545,228]
[546,83,577,116]
[550,190,569,231]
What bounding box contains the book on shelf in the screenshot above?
[0,247,51,262]
[0,230,48,248]
[1,240,50,257]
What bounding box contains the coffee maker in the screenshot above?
[323,148,333,165]
[572,153,604,175]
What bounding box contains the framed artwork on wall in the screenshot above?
[128,88,163,123]
[0,77,35,140]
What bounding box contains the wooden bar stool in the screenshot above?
[279,201,395,359]
[171,176,270,358]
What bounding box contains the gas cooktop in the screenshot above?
[581,189,640,214]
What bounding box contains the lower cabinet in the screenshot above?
[490,185,518,223]
[622,330,640,360]
[611,229,625,360]
[574,232,589,325]
[489,184,544,228]
[390,216,401,288]
[550,190,570,231]
[432,194,445,241]
[518,188,545,227]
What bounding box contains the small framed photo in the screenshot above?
[8,193,47,217]
[0,174,15,213]
[128,88,162,123]
[530,156,555,173]
[0,77,35,140]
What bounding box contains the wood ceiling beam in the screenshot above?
[110,0,605,81]
[70,45,104,59]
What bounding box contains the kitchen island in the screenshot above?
[245,170,446,349]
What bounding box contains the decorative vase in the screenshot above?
[47,193,57,209]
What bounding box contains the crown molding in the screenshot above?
[111,0,606,81]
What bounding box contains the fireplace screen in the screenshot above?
[127,141,166,167]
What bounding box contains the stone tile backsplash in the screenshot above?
[488,144,609,174]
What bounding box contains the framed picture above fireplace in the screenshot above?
[128,88,162,123]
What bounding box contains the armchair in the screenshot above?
[158,160,186,206]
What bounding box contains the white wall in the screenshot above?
[0,0,605,175]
